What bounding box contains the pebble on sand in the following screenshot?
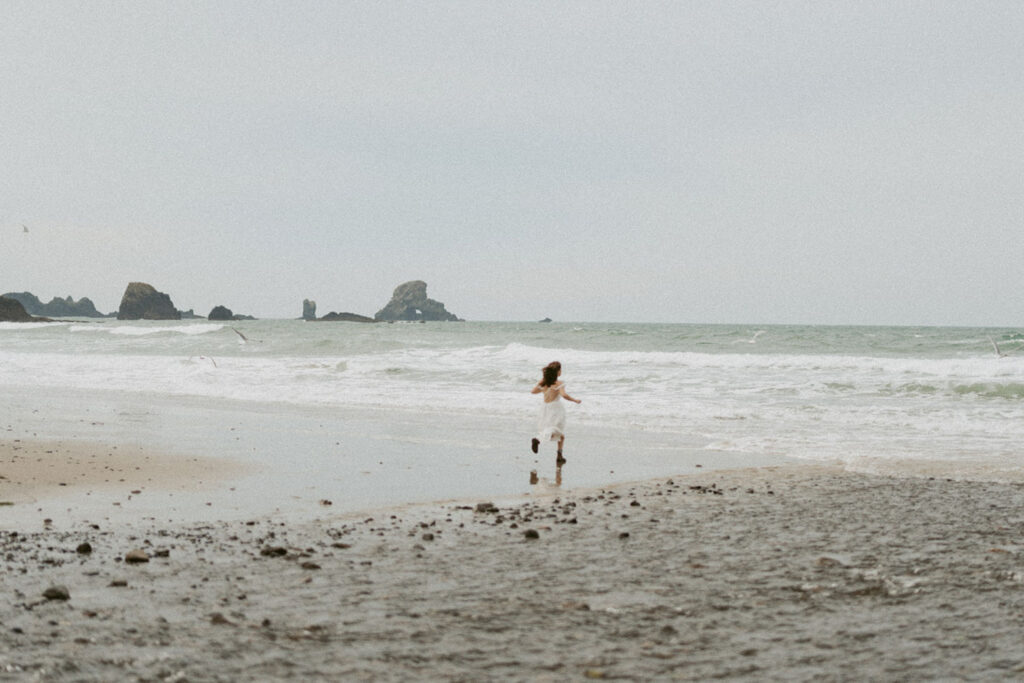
[210,613,234,626]
[125,549,150,564]
[43,585,70,601]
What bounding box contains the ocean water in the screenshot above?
[3,319,1024,518]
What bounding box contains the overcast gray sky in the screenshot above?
[2,1,1022,324]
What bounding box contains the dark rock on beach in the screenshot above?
[42,585,70,601]
[374,280,462,322]
[117,282,181,320]
[124,549,150,563]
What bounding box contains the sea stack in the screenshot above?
[208,306,234,321]
[374,281,462,322]
[117,282,181,320]
[302,299,317,321]
[0,296,39,322]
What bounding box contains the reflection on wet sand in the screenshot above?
[529,463,563,491]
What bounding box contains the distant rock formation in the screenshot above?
[539,317,553,323]
[117,282,181,320]
[208,306,234,321]
[315,311,377,323]
[0,296,39,322]
[374,281,462,322]
[302,299,317,321]
[2,291,109,317]
[208,305,256,321]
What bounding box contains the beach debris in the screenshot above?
[319,499,333,506]
[109,579,128,587]
[42,585,70,601]
[561,600,591,611]
[75,542,92,554]
[260,546,288,557]
[422,533,435,541]
[124,549,150,564]
[524,529,540,540]
[300,561,321,570]
[210,612,235,626]
[475,502,498,514]
[816,555,849,568]
[689,484,723,496]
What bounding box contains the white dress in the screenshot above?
[536,386,567,442]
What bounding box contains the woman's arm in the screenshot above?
[531,383,543,394]
[560,385,581,404]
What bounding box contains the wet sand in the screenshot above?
[0,439,244,507]
[3,462,1024,680]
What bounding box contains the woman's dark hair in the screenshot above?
[540,361,561,387]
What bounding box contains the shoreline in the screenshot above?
[0,384,789,525]
[3,464,1024,679]
[0,438,250,529]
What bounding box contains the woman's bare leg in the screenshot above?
[556,436,566,464]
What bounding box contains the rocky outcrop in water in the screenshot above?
[2,291,110,317]
[304,297,374,322]
[208,306,234,321]
[374,281,461,322]
[117,282,181,320]
[316,311,377,323]
[303,299,317,321]
[0,296,44,322]
[208,305,256,321]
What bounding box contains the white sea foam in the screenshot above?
[0,321,70,330]
[69,323,226,336]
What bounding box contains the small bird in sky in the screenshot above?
[22,224,29,234]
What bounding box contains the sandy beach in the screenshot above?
[0,439,243,507]
[4,452,1024,681]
